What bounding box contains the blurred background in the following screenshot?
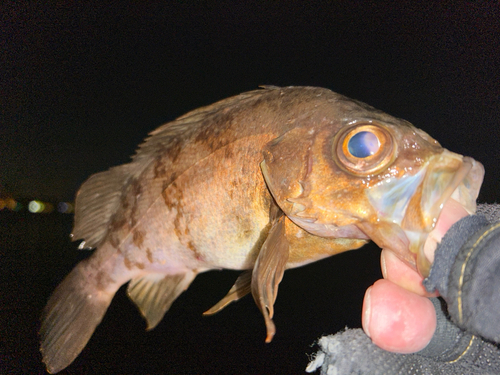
[1,2,499,374]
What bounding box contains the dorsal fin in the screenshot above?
[130,89,266,164]
[72,164,131,248]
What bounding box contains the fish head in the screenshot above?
[261,98,484,276]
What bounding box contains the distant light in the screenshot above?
[57,202,74,213]
[29,200,55,213]
[6,198,18,211]
[29,200,45,213]
[43,202,54,213]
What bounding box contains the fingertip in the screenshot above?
[367,280,436,354]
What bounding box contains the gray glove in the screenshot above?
[307,204,500,374]
[425,204,500,342]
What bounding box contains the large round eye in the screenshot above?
[348,131,380,158]
[334,124,396,175]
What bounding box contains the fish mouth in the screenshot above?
[420,154,483,229]
[404,151,484,276]
[413,153,484,276]
[365,150,484,277]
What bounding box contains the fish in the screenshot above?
[40,86,484,373]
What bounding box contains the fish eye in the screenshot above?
[334,124,396,175]
[347,131,380,158]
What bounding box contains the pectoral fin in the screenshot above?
[127,271,196,330]
[203,271,252,315]
[251,211,289,343]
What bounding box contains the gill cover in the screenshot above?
[261,127,316,221]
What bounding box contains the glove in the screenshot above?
[307,298,500,374]
[307,204,500,374]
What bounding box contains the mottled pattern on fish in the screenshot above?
[40,86,483,373]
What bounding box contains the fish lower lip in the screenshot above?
[422,196,469,264]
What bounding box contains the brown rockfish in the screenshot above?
[40,86,484,373]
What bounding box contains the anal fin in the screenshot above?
[203,271,252,315]
[127,271,196,330]
[251,212,289,343]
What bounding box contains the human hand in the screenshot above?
[361,250,437,353]
[362,198,470,353]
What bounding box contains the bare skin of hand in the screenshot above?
[361,249,437,353]
[362,198,470,353]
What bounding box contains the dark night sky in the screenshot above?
[2,2,499,203]
[1,2,500,374]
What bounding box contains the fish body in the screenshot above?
[40,86,483,373]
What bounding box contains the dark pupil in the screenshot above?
[348,131,379,158]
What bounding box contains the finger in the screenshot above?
[362,279,436,353]
[381,249,438,297]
